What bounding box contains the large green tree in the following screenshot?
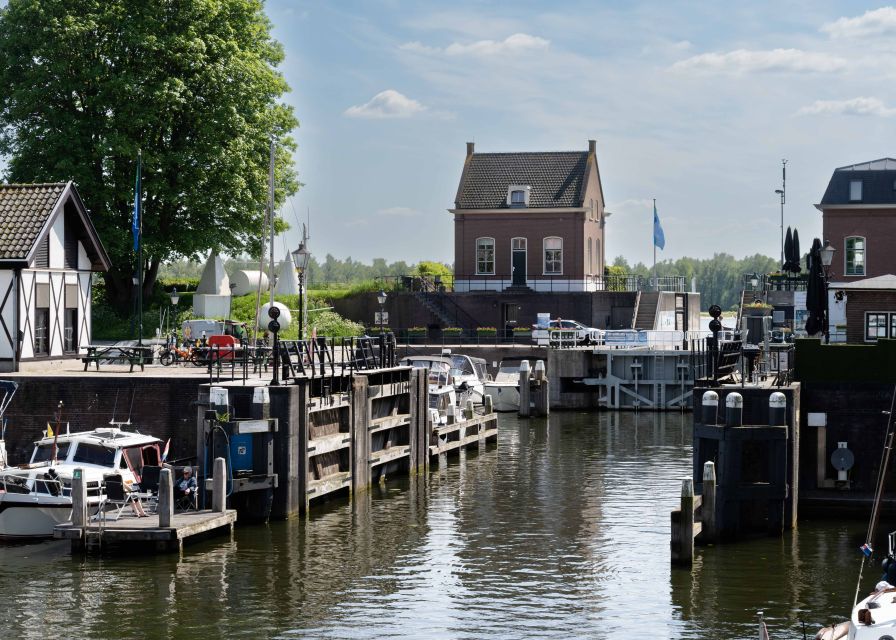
[0,0,298,307]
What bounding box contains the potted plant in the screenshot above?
[407,326,426,337]
[442,327,463,338]
[513,326,532,340]
[476,326,497,337]
[743,302,773,317]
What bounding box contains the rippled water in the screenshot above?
[0,412,875,639]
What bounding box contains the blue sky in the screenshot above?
[269,1,896,268]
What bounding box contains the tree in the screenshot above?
[0,0,299,308]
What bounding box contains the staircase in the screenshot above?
[633,292,659,330]
[415,291,454,327]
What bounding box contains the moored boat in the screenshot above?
[400,355,457,424]
[484,357,532,412]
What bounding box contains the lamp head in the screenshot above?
[775,189,784,195]
[377,289,387,305]
[820,240,836,267]
[170,287,179,305]
[291,242,311,272]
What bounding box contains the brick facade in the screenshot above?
[843,289,896,343]
[823,207,896,281]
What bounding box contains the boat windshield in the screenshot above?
[450,356,473,375]
[31,442,70,464]
[71,443,116,467]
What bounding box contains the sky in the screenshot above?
[265,1,896,268]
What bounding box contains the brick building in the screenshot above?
[450,140,606,292]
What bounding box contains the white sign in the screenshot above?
[374,311,389,325]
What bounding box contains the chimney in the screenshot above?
[588,139,596,154]
[466,141,475,156]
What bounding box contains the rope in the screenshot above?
[854,384,896,606]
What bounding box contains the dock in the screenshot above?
[54,509,236,553]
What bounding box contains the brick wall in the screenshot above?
[823,208,896,280]
[2,376,206,466]
[844,289,896,343]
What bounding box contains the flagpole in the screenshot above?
[653,198,657,292]
[137,150,143,347]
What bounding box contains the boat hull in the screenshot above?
[484,383,520,412]
[0,494,71,540]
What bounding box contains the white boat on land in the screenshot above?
[0,423,163,540]
[400,355,457,424]
[483,357,537,413]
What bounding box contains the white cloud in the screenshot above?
[376,206,419,217]
[671,48,846,74]
[822,7,896,38]
[400,33,549,57]
[344,90,426,119]
[797,97,896,117]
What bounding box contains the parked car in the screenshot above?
[532,319,603,346]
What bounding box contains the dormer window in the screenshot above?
[850,179,863,202]
[507,185,531,208]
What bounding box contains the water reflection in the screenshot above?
[0,411,871,639]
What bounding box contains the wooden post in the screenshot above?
[446,404,456,425]
[533,379,550,417]
[351,375,371,492]
[484,394,493,415]
[159,468,173,528]
[518,360,531,418]
[672,477,695,566]
[71,468,87,528]
[213,456,227,512]
[702,461,716,543]
[463,399,474,420]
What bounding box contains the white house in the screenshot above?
[0,182,110,371]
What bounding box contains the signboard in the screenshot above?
[374,311,389,325]
[603,330,649,346]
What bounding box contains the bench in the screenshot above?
[81,346,148,372]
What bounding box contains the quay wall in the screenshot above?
[2,375,206,465]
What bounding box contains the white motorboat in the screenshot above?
[0,424,163,540]
[483,357,531,412]
[400,355,457,424]
[443,350,489,405]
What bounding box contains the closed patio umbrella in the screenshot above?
[792,229,801,274]
[784,227,794,272]
[805,238,824,336]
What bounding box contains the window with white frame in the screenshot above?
[846,236,865,276]
[506,185,530,208]
[544,237,562,274]
[512,237,526,251]
[866,312,890,341]
[850,179,863,202]
[587,238,592,274]
[476,237,495,274]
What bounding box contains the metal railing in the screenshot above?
[742,272,807,292]
[375,273,687,293]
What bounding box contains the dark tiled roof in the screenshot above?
[0,183,67,260]
[820,158,896,206]
[455,152,588,209]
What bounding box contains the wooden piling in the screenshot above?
[463,399,474,420]
[701,461,717,543]
[671,477,702,566]
[158,468,173,528]
[409,368,429,473]
[71,468,87,528]
[484,394,493,415]
[213,457,226,512]
[519,361,531,418]
[351,375,371,492]
[533,379,550,417]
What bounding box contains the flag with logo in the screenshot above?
[132,151,141,252]
[161,438,170,462]
[653,202,665,250]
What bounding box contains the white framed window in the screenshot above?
[845,236,865,276]
[587,238,592,273]
[506,185,531,207]
[512,237,526,251]
[476,237,495,275]
[865,312,890,342]
[544,236,563,274]
[850,179,863,202]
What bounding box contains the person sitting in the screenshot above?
[174,466,197,508]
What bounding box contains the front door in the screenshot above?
[512,238,527,286]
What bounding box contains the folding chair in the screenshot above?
[137,465,161,513]
[99,474,141,521]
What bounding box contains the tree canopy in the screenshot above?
[0,0,298,306]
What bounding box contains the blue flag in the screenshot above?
[132,152,141,253]
[653,202,665,250]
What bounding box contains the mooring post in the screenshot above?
[71,468,87,528]
[518,360,531,418]
[725,392,743,427]
[159,468,173,528]
[446,403,456,425]
[680,477,695,565]
[533,360,549,416]
[213,456,226,512]
[464,399,474,420]
[702,461,717,543]
[484,393,493,415]
[702,390,719,426]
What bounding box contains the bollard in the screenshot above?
[534,359,546,382]
[252,386,270,420]
[769,392,786,427]
[725,392,743,427]
[158,468,173,528]
[446,404,456,425]
[518,360,531,418]
[71,468,87,528]
[213,456,227,512]
[701,461,717,543]
[464,399,474,420]
[533,378,550,417]
[484,393,493,414]
[702,390,719,425]
[680,477,695,564]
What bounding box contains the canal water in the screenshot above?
[0,412,874,639]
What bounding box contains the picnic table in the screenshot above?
[81,345,150,372]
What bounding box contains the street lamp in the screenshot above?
[377,289,387,334]
[775,189,785,269]
[291,240,311,340]
[749,272,759,290]
[169,287,179,339]
[819,240,836,343]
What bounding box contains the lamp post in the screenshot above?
[169,288,179,340]
[819,240,836,344]
[376,289,387,368]
[291,240,311,340]
[749,272,759,290]
[775,189,785,269]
